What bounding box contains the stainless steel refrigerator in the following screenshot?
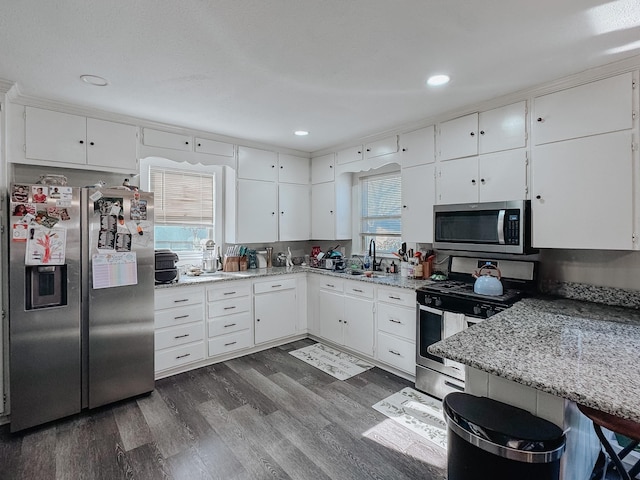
[8,184,155,432]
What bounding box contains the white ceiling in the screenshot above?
[1,0,640,153]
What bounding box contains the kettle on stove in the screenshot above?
[472,263,504,296]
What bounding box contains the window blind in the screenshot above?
[150,168,214,225]
[360,172,401,252]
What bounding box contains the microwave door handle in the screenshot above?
[497,209,506,244]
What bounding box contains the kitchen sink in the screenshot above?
[339,269,389,278]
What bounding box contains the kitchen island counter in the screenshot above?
[429,296,640,423]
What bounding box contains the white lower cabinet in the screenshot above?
[206,281,253,357]
[154,286,205,374]
[375,287,416,374]
[254,278,298,344]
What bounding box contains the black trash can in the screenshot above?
[443,392,566,480]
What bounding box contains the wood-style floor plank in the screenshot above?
[0,341,446,480]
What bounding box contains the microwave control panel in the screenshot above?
[504,210,520,245]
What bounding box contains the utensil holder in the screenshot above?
[224,256,240,272]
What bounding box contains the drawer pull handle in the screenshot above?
[326,284,335,288]
[174,334,190,339]
[388,296,401,300]
[389,319,402,324]
[176,353,191,359]
[353,288,363,293]
[389,349,401,356]
[224,306,236,310]
[223,291,237,295]
[173,299,189,303]
[271,284,282,288]
[224,323,237,328]
[444,380,465,391]
[174,315,189,320]
[224,341,237,347]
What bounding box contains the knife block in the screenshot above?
[223,256,240,272]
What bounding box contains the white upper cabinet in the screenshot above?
[311,153,335,184]
[279,183,311,241]
[235,179,278,243]
[400,126,435,168]
[278,154,310,184]
[438,113,479,161]
[194,138,234,157]
[364,135,398,159]
[401,163,435,243]
[478,101,527,154]
[25,107,138,171]
[237,146,278,181]
[311,174,351,240]
[437,149,527,205]
[533,72,633,145]
[142,128,191,151]
[336,145,363,165]
[531,130,633,250]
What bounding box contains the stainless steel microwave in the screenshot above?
[433,200,535,254]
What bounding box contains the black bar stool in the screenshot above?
[578,404,640,480]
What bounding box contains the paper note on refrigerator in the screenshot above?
[92,252,138,289]
[25,225,66,265]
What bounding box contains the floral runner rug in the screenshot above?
[372,387,448,450]
[289,343,374,380]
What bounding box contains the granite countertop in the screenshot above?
[157,265,431,290]
[429,296,640,423]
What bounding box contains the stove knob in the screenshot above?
[435,297,442,307]
[425,296,433,305]
[473,305,482,315]
[486,308,495,317]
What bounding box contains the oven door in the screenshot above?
[416,305,465,381]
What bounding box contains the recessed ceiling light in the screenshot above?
[80,74,109,87]
[427,74,450,86]
[294,130,309,136]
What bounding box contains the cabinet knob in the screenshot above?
[343,320,348,325]
[537,117,543,122]
[402,148,407,152]
[329,165,333,168]
[257,318,260,322]
[197,143,201,147]
[329,210,334,214]
[271,212,275,215]
[366,148,371,152]
[79,140,84,144]
[89,141,95,146]
[480,178,485,184]
[357,151,361,154]
[281,211,284,215]
[272,165,275,168]
[470,132,475,136]
[480,130,485,135]
[536,195,542,200]
[471,179,476,184]
[280,165,283,169]
[403,205,407,209]
[185,141,189,145]
[338,319,342,323]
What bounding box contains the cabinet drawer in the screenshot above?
[155,341,205,372]
[155,287,203,310]
[207,296,251,318]
[318,277,344,292]
[377,303,416,341]
[206,282,251,302]
[377,332,415,374]
[378,287,415,307]
[194,137,234,157]
[143,128,192,151]
[344,280,374,299]
[208,330,253,357]
[155,322,204,350]
[155,303,204,329]
[208,312,252,337]
[254,278,296,294]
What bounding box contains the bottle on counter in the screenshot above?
[390,261,396,274]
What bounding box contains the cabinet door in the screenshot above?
[195,138,234,157]
[238,146,278,181]
[87,118,138,170]
[478,101,527,154]
[318,290,344,345]
[236,179,278,243]
[311,182,335,239]
[336,145,363,165]
[142,128,192,151]
[255,289,297,344]
[279,184,310,241]
[531,131,633,249]
[278,154,310,184]
[25,107,86,165]
[533,72,633,146]
[478,149,527,203]
[402,164,435,243]
[365,135,398,159]
[343,296,374,356]
[311,153,335,184]
[438,113,478,161]
[436,156,479,204]
[400,126,435,168]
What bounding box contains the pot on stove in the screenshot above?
[472,264,503,296]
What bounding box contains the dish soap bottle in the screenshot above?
[390,261,396,274]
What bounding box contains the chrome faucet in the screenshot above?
[368,239,380,271]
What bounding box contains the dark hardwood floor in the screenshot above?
[0,339,447,480]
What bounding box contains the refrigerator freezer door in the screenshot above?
[9,186,82,432]
[83,188,155,408]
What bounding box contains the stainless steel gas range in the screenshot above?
[415,256,537,400]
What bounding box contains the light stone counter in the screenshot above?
[429,296,640,423]
[156,265,431,290]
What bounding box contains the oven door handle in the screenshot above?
[419,305,443,315]
[497,209,506,245]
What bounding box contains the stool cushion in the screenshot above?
[578,404,640,442]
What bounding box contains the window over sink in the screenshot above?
[359,169,402,254]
